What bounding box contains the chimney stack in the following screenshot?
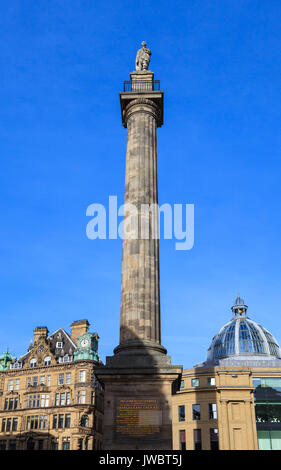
[70,320,89,345]
[33,326,49,344]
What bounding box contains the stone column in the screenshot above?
[118,88,163,352]
[113,71,166,357]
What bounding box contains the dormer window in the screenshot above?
[44,356,51,366]
[30,358,37,368]
[56,342,63,349]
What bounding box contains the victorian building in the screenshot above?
[0,320,104,450]
[172,296,281,450]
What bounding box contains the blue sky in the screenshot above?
[1,0,281,368]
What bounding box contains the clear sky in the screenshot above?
[1,0,281,368]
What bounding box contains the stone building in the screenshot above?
[172,296,281,450]
[0,320,104,450]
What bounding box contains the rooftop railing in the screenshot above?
[123,80,161,92]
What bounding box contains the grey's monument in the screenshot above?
[96,43,182,450]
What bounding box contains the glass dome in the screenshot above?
[205,296,281,364]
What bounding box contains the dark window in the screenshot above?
[4,399,8,411]
[51,439,58,450]
[210,428,219,450]
[178,405,185,422]
[0,440,6,450]
[27,438,35,450]
[1,419,5,433]
[65,414,71,428]
[38,440,44,450]
[8,399,13,410]
[179,430,186,450]
[9,440,16,450]
[194,429,202,450]
[14,398,18,410]
[6,418,11,432]
[81,414,89,427]
[192,404,200,420]
[12,418,18,432]
[62,440,70,450]
[52,415,57,429]
[58,414,64,429]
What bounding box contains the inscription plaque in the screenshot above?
[114,398,162,441]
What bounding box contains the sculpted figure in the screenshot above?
[135,41,152,71]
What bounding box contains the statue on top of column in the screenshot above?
[135,41,152,72]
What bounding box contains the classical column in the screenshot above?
[116,71,165,355]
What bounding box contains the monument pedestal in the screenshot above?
[96,347,182,450]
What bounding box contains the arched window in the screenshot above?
[30,358,37,368]
[80,414,89,427]
[44,356,51,366]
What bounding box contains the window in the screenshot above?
[9,440,16,450]
[4,399,8,410]
[81,414,89,427]
[65,414,71,428]
[55,393,59,406]
[28,394,40,408]
[40,394,49,407]
[8,380,13,391]
[30,358,37,368]
[192,378,199,387]
[56,342,63,348]
[8,398,13,411]
[0,441,6,450]
[14,398,18,410]
[53,415,57,429]
[62,437,70,450]
[39,376,45,385]
[38,440,44,450]
[14,379,20,391]
[1,419,6,432]
[58,374,64,385]
[192,404,200,420]
[44,356,51,366]
[208,377,216,386]
[179,430,186,450]
[58,414,64,429]
[6,418,11,432]
[194,429,202,450]
[12,418,18,432]
[178,405,185,422]
[77,390,86,404]
[210,428,219,450]
[51,439,58,450]
[180,380,185,389]
[79,370,86,383]
[46,375,51,386]
[39,415,48,430]
[209,404,217,420]
[65,373,71,384]
[60,393,65,406]
[32,376,38,387]
[66,392,71,405]
[26,378,31,387]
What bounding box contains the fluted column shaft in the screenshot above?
[119,98,161,347]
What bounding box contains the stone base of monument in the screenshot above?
[96,344,182,450]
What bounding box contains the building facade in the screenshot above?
[0,320,104,450]
[172,296,281,450]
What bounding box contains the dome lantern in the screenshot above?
[231,294,248,317]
